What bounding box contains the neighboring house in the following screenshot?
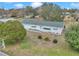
[0,18,15,22]
[73,11,79,21]
[35,15,44,20]
[22,19,64,35]
[0,19,8,22]
[62,12,71,16]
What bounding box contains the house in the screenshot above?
[0,18,16,22]
[22,19,64,35]
[0,19,9,22]
[62,12,71,16]
[35,15,44,20]
[73,11,79,21]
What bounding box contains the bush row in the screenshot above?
[38,35,58,44]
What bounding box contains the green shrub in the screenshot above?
[38,35,42,39]
[65,24,79,50]
[44,37,50,41]
[53,39,58,44]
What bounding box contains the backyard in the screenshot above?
[1,31,79,56]
[0,16,79,56]
[0,2,79,56]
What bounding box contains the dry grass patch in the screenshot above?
[1,40,79,56]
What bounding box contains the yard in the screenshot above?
[1,31,79,56]
[1,16,79,56]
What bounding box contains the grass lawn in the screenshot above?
[1,36,79,56]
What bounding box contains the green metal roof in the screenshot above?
[22,19,64,27]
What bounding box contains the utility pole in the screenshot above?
[2,39,5,48]
[0,38,5,49]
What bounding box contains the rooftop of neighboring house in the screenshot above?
[0,18,16,22]
[22,19,64,28]
[73,11,79,15]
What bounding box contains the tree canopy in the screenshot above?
[0,20,26,44]
[37,3,62,21]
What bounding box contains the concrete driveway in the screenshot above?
[0,51,8,56]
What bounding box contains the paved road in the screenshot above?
[0,51,8,56]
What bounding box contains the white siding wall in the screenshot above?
[22,24,63,35]
[51,27,63,35]
[22,24,40,31]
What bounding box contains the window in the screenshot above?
[53,28,58,30]
[31,26,36,28]
[29,28,40,32]
[43,27,51,30]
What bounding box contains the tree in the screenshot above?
[37,3,62,21]
[25,6,34,15]
[10,9,18,17]
[65,24,79,50]
[25,6,38,18]
[0,20,26,48]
